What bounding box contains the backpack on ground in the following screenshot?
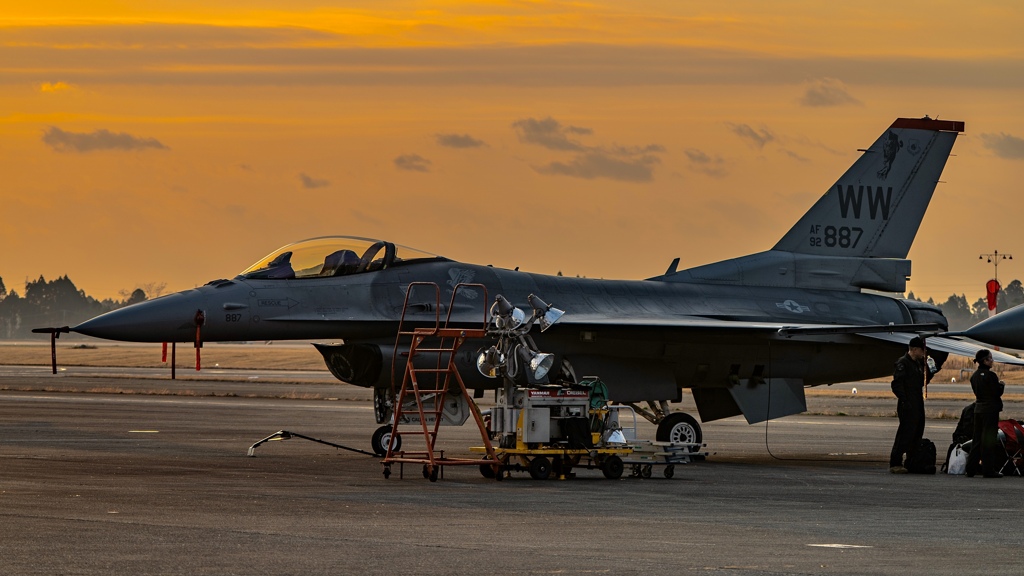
[907,438,937,474]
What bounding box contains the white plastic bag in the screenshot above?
[947,443,968,475]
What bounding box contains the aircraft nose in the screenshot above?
[961,304,1024,350]
[73,291,205,342]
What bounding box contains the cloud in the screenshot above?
[5,32,1024,89]
[534,152,660,182]
[42,126,168,153]
[435,133,486,148]
[515,116,665,182]
[685,148,728,178]
[394,154,431,172]
[728,123,775,149]
[979,132,1024,160]
[512,117,589,151]
[39,81,75,93]
[299,172,330,188]
[781,149,810,162]
[799,78,862,107]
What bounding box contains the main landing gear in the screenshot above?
[656,412,702,447]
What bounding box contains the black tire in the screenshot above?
[382,465,391,479]
[664,465,675,479]
[641,465,653,479]
[480,457,497,479]
[656,413,702,450]
[602,455,624,479]
[529,456,551,480]
[429,466,439,482]
[371,425,401,456]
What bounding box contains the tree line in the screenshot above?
[906,279,1024,332]
[0,275,164,339]
[0,273,1017,339]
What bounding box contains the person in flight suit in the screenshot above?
[889,337,929,474]
[965,348,1005,478]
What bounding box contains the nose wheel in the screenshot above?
[371,425,401,456]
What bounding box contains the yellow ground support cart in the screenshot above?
[471,380,701,480]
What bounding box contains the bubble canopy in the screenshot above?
[239,236,447,280]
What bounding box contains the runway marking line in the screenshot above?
[807,544,873,549]
[128,430,160,433]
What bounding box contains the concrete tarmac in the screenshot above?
[2,371,1022,575]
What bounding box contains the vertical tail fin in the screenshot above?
[773,118,963,258]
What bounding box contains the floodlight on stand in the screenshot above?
[527,294,565,332]
[518,346,555,381]
[493,295,526,330]
[476,346,505,378]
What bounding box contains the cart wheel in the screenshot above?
[382,465,391,479]
[480,457,497,479]
[422,464,430,479]
[529,456,551,480]
[602,455,624,479]
[495,465,505,481]
[630,464,641,477]
[664,465,675,479]
[641,465,653,479]
[429,466,439,482]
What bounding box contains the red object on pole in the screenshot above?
[162,342,167,363]
[986,279,1001,312]
[194,310,205,371]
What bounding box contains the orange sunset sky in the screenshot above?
[2,1,1024,303]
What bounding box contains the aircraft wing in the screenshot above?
[555,314,1024,365]
[555,314,939,336]
[860,332,1024,366]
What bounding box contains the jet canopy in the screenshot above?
[239,236,447,280]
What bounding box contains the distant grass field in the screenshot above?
[4,341,1023,386]
[0,342,325,371]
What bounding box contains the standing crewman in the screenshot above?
[966,349,1005,478]
[889,337,929,474]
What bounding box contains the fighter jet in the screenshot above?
[70,117,1023,455]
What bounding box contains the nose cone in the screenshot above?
[962,304,1024,350]
[73,291,206,342]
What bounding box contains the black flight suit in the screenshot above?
[889,353,927,468]
[966,366,1004,477]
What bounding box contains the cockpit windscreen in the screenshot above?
[239,236,446,280]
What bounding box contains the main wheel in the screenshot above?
[528,456,552,480]
[371,425,401,456]
[656,413,702,450]
[602,455,624,479]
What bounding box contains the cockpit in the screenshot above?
[239,236,448,280]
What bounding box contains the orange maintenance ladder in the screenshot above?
[381,282,501,481]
